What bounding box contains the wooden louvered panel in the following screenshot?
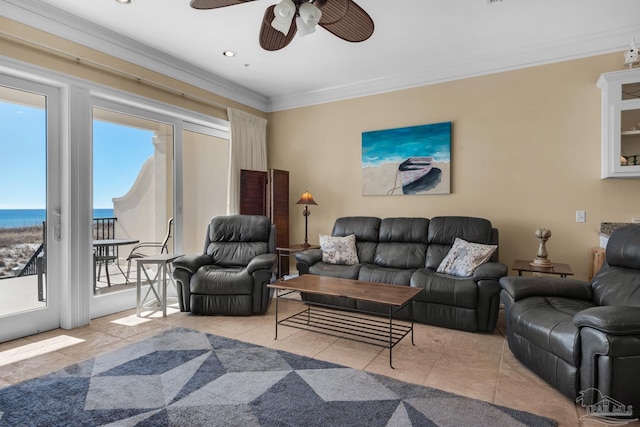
[240,169,290,273]
[269,169,290,274]
[240,169,267,216]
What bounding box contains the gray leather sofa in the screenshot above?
[295,216,507,332]
[172,215,277,316]
[500,224,640,417]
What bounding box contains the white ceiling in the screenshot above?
[3,0,640,112]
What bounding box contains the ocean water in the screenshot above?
[0,209,114,229]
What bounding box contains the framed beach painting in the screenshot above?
[361,122,451,196]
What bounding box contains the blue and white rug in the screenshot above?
[0,328,556,426]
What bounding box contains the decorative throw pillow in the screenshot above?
[437,237,497,277]
[319,234,359,265]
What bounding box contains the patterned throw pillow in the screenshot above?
[319,234,360,265]
[437,237,497,277]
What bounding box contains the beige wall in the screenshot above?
[182,131,229,253]
[267,53,640,280]
[5,17,639,280]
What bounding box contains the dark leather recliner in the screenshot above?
[500,224,640,417]
[172,215,277,316]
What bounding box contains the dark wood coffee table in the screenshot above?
[268,275,422,368]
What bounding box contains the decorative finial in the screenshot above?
[530,228,553,267]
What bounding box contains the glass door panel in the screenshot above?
[0,78,60,342]
[92,107,174,296]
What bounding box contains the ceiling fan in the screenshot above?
[190,0,374,51]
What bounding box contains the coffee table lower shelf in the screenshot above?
[273,297,414,369]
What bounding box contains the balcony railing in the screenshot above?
[16,217,118,278]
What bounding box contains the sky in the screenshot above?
[0,101,154,209]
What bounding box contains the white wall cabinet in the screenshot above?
[598,69,640,178]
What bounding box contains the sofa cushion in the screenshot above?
[358,264,414,285]
[331,216,381,263]
[190,265,253,295]
[605,224,640,270]
[308,262,361,280]
[206,215,271,267]
[591,266,640,307]
[426,216,494,270]
[320,234,359,265]
[374,218,429,269]
[410,268,478,309]
[592,225,640,307]
[507,296,596,366]
[437,238,496,277]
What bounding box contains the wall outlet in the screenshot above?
[576,210,586,223]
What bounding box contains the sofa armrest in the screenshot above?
[574,306,640,335]
[172,253,212,274]
[295,248,323,266]
[473,262,507,281]
[247,253,277,274]
[499,276,592,302]
[295,249,323,275]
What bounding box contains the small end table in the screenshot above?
[276,244,320,280]
[512,259,574,278]
[136,253,182,317]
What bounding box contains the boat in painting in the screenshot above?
[398,157,433,188]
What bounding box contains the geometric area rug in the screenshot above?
[0,327,557,426]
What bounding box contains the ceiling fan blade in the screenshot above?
[318,0,374,43]
[259,5,297,51]
[190,0,256,10]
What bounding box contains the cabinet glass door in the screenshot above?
[620,83,640,168]
[598,69,640,178]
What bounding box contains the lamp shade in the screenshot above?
[296,191,317,206]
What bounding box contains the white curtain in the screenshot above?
[227,108,268,214]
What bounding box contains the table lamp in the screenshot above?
[296,191,317,248]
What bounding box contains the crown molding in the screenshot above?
[267,25,638,112]
[2,0,638,114]
[1,0,269,112]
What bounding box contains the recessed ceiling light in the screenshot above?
[115,0,131,4]
[223,51,236,57]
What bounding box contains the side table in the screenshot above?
[136,253,182,317]
[276,244,320,280]
[512,259,574,278]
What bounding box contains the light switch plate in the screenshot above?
[576,211,586,223]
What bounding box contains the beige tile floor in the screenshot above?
[0,297,638,427]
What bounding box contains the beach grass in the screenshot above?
[0,226,44,247]
[0,222,115,277]
[0,226,44,277]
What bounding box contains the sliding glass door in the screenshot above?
[0,76,61,342]
[90,100,176,317]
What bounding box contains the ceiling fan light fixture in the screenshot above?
[299,2,321,25]
[271,0,296,35]
[295,16,314,37]
[115,0,131,4]
[296,2,321,36]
